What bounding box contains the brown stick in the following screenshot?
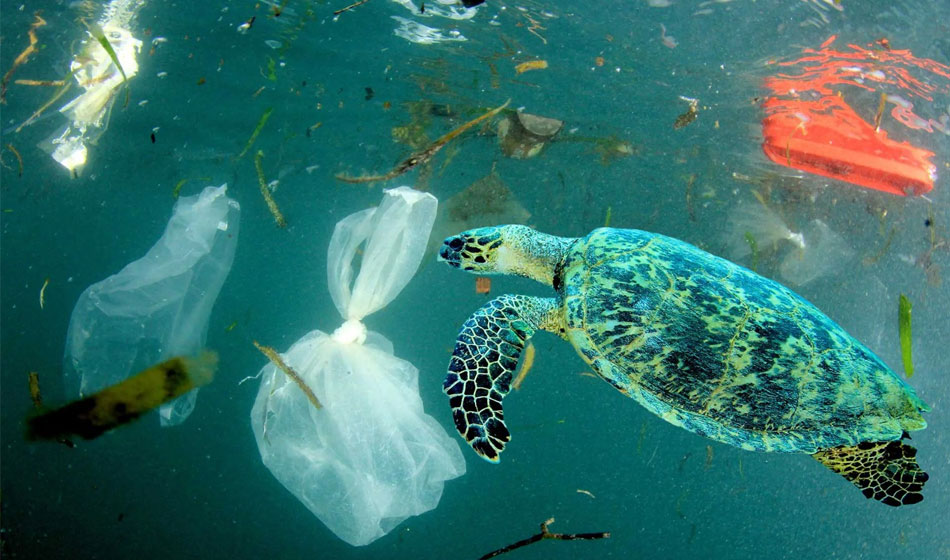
[253,341,322,409]
[333,0,370,16]
[1,13,46,103]
[478,517,610,559]
[336,99,510,184]
[6,143,24,177]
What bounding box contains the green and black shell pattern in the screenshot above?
[558,228,929,453]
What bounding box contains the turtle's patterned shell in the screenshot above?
[558,228,929,453]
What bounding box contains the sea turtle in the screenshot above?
[439,225,930,506]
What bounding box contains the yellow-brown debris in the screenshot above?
[515,60,548,74]
[253,341,322,410]
[27,352,217,441]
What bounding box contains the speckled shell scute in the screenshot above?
[559,228,928,453]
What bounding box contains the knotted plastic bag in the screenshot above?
[64,184,240,426]
[250,186,465,547]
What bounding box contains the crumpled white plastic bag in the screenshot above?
[64,184,240,426]
[251,186,465,547]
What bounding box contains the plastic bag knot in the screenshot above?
[332,319,367,345]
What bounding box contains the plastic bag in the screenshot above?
[251,186,465,547]
[64,184,240,426]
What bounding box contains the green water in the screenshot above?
[2,1,948,558]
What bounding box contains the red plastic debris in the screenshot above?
[761,35,949,196]
[762,96,936,196]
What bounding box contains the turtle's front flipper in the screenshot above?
[444,295,561,462]
[813,439,928,506]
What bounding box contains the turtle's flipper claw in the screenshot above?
[443,295,537,462]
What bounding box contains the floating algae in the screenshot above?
[899,294,914,378]
[254,150,287,227]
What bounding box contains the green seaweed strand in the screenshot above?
[238,107,274,159]
[744,231,759,272]
[83,20,130,108]
[898,294,914,378]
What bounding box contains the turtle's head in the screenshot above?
[439,225,571,286]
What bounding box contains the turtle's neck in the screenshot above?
[496,225,573,287]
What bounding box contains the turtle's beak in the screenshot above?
[438,235,464,267]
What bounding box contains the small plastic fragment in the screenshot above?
[497,111,563,159]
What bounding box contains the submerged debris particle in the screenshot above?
[515,60,548,74]
[674,96,699,129]
[28,371,42,409]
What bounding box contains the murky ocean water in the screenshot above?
[2,1,948,558]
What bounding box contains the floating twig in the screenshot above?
[15,71,75,133]
[1,13,46,103]
[336,99,510,183]
[254,151,287,227]
[479,517,610,560]
[334,0,370,16]
[6,144,24,177]
[14,79,67,87]
[253,341,322,409]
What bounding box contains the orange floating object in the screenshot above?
[762,96,936,196]
[761,36,949,197]
[475,276,491,294]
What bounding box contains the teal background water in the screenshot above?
[2,0,949,558]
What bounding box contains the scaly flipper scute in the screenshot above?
[813,439,928,506]
[443,295,559,462]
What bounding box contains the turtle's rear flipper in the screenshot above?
[443,295,559,462]
[813,440,928,506]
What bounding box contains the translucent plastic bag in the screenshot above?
[251,186,465,547]
[64,184,240,426]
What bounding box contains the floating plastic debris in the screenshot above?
[761,35,950,196]
[391,16,466,44]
